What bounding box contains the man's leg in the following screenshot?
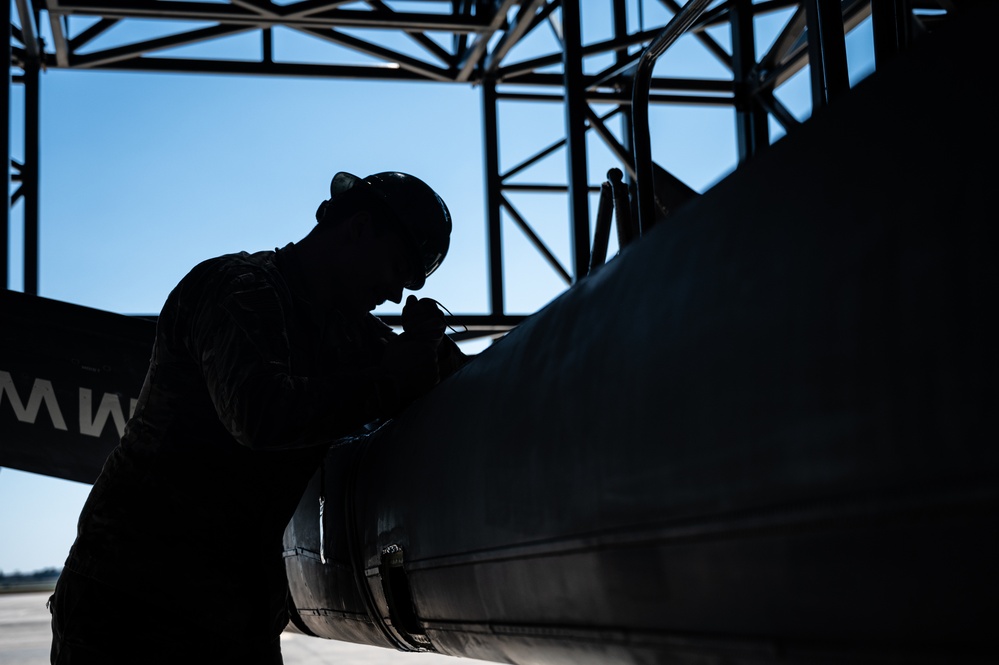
[50,568,188,664]
[51,567,287,665]
[49,568,126,664]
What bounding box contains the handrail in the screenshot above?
[631,0,715,236]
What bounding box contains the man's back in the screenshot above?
[64,246,389,613]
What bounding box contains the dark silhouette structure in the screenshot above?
[5,1,970,335]
[3,2,996,664]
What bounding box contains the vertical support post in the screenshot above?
[481,77,504,317]
[871,0,911,67]
[611,0,636,245]
[611,0,633,171]
[731,0,768,163]
[561,0,590,283]
[2,11,9,290]
[23,58,38,295]
[263,27,273,64]
[804,0,850,112]
[588,179,613,274]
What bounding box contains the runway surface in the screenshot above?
[0,591,492,665]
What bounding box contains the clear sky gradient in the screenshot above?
[2,2,876,574]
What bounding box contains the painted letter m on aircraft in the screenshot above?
[0,291,154,484]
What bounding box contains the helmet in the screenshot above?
[326,170,451,290]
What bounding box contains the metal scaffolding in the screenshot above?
[4,0,962,339]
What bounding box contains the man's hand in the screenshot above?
[378,332,440,412]
[402,295,473,380]
[402,295,445,344]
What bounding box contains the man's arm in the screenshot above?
[401,295,474,380]
[189,268,437,450]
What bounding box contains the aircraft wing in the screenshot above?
[0,290,155,484]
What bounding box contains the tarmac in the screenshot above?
[0,590,491,665]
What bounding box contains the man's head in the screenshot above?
[303,171,452,314]
[315,171,451,291]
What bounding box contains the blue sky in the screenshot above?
[1,2,876,574]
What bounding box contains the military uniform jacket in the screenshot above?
[63,242,397,636]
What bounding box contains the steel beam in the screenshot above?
[611,0,633,184]
[872,0,912,67]
[561,0,590,282]
[22,59,38,295]
[482,78,505,317]
[47,2,488,33]
[2,11,9,289]
[455,0,520,82]
[731,0,769,162]
[805,0,851,110]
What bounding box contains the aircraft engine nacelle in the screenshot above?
[282,8,997,663]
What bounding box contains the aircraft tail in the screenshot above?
[0,290,155,484]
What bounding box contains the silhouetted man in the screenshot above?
[48,171,468,664]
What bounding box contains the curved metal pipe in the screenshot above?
[631,0,714,235]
